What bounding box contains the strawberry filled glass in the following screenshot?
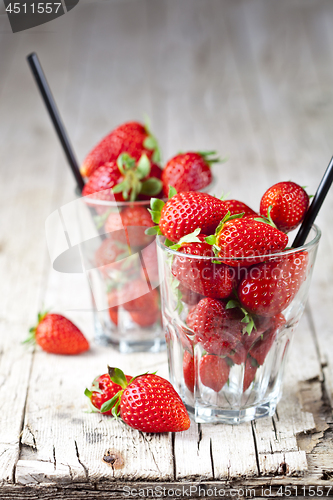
[78,192,164,353]
[157,224,321,424]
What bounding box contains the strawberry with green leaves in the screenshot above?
[260,181,309,233]
[170,230,234,299]
[238,253,308,316]
[161,151,220,195]
[98,367,190,433]
[199,354,230,392]
[81,120,160,178]
[147,190,228,242]
[85,373,132,414]
[26,312,89,355]
[83,153,163,203]
[207,211,288,267]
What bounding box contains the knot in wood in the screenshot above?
[102,449,124,469]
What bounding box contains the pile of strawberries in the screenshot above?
[80,120,220,329]
[149,182,310,393]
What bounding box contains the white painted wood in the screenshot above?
[1,0,333,493]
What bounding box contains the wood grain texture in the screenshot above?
[1,0,333,495]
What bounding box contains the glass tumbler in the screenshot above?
[77,192,163,353]
[156,225,321,424]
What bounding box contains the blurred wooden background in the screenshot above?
[1,0,333,494]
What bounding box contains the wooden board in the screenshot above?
[1,0,333,495]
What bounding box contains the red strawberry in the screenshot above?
[83,153,163,203]
[81,121,160,178]
[229,314,284,365]
[228,327,263,365]
[189,298,244,356]
[149,191,228,242]
[260,181,309,233]
[249,314,285,364]
[222,199,257,217]
[101,367,190,433]
[105,205,154,248]
[108,307,118,326]
[199,354,230,392]
[121,279,160,312]
[95,238,129,276]
[178,283,203,306]
[215,214,288,266]
[27,313,89,355]
[238,253,308,316]
[183,351,195,393]
[140,241,159,287]
[243,357,258,392]
[85,373,132,414]
[171,234,234,299]
[82,161,124,202]
[161,151,217,195]
[129,309,160,327]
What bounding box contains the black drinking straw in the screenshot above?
[292,156,333,248]
[27,52,85,193]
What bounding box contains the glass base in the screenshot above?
[93,313,166,353]
[185,398,278,425]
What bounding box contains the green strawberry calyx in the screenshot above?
[226,298,256,335]
[145,186,178,237]
[254,206,277,228]
[84,375,104,399]
[169,228,202,251]
[143,115,162,164]
[196,150,228,166]
[99,367,150,419]
[204,211,245,255]
[23,310,49,345]
[112,153,163,202]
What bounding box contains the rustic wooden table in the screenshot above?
[1,0,333,498]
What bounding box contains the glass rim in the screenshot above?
[77,176,217,207]
[156,224,321,261]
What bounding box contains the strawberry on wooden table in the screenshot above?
[99,367,190,433]
[147,190,228,242]
[199,354,230,392]
[26,312,89,355]
[260,181,309,233]
[161,151,219,195]
[81,121,160,178]
[85,373,132,414]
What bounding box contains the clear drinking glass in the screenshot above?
[156,225,321,424]
[77,192,163,353]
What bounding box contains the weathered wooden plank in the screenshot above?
[2,0,333,492]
